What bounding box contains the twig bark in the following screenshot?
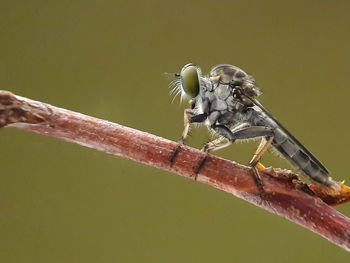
[1,90,350,251]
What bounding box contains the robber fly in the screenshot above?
[169,63,338,193]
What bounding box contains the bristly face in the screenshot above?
[169,63,201,102]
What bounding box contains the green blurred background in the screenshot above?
[1,0,350,262]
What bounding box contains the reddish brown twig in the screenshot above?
[1,90,350,251]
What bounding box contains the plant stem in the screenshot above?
[1,90,350,251]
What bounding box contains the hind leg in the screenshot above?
[249,136,274,198]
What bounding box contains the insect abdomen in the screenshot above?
[272,127,331,185]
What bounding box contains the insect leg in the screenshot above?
[210,125,274,197]
[212,125,273,168]
[250,136,274,167]
[193,125,235,180]
[211,125,273,141]
[169,109,207,165]
[180,109,208,143]
[249,136,274,199]
[192,137,232,180]
[194,125,273,178]
[180,109,195,143]
[200,123,252,153]
[201,137,232,153]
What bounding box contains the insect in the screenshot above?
[169,63,338,195]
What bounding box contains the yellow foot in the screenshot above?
[256,162,265,170]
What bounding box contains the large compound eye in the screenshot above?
[180,64,200,98]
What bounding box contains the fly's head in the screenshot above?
[169,64,202,103]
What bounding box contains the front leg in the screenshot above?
[180,109,208,143]
[169,109,208,165]
[179,108,195,143]
[180,97,211,143]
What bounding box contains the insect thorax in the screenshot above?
[209,64,260,98]
[186,64,261,129]
[193,78,255,128]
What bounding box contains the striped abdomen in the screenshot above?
[271,126,331,185]
[252,106,332,186]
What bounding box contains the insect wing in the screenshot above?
[209,64,248,83]
[245,94,329,175]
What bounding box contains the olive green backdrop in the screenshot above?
[1,0,349,262]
